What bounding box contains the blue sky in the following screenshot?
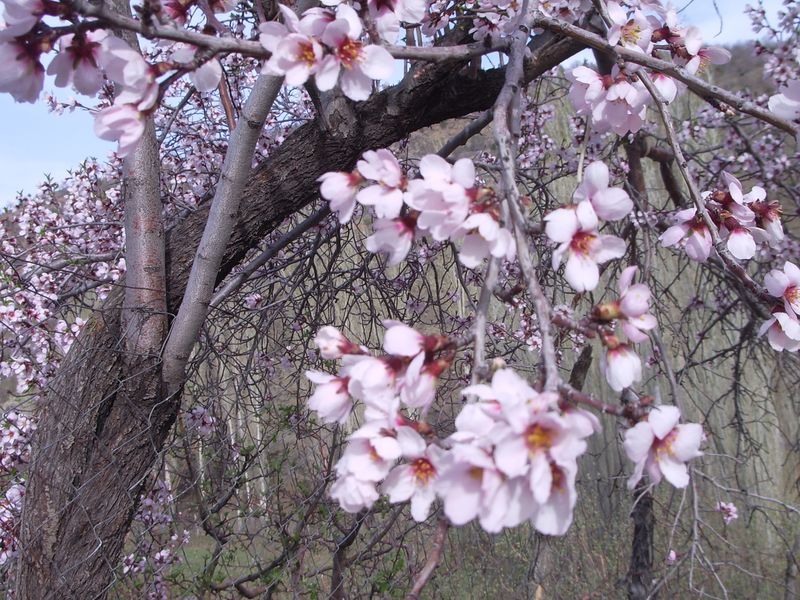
[0,0,784,207]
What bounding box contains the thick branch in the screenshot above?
[161,71,284,395]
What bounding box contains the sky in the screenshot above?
[0,0,785,208]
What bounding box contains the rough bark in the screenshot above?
[17,32,582,599]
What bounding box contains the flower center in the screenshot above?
[297,41,317,67]
[525,424,554,453]
[622,22,641,44]
[654,429,677,459]
[411,457,436,485]
[337,38,363,69]
[570,231,595,256]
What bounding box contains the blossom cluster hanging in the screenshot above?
[259,4,395,102]
[306,323,704,533]
[544,160,630,292]
[568,2,731,135]
[660,171,782,262]
[319,150,516,269]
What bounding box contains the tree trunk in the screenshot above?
[627,486,655,600]
[16,33,581,598]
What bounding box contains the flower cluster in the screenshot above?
[0,482,24,566]
[259,4,395,102]
[307,343,602,534]
[183,406,217,438]
[660,171,783,262]
[306,323,450,425]
[593,266,656,391]
[623,405,703,489]
[0,412,35,567]
[544,161,630,292]
[760,261,800,352]
[442,369,599,534]
[568,2,730,135]
[716,501,738,524]
[319,150,516,269]
[0,411,35,474]
[305,323,451,517]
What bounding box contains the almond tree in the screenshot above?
[0,0,799,598]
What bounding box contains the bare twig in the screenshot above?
[406,518,449,600]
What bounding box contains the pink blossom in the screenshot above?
[765,261,800,316]
[305,370,353,424]
[453,213,516,268]
[616,266,657,343]
[97,35,154,96]
[47,30,107,96]
[573,161,633,221]
[381,443,445,521]
[602,341,642,391]
[598,72,649,135]
[758,311,800,352]
[746,186,784,247]
[0,36,44,103]
[382,321,426,356]
[685,46,731,75]
[435,442,514,530]
[568,66,605,115]
[313,325,359,359]
[184,406,216,437]
[721,225,756,260]
[399,352,438,410]
[163,0,192,24]
[606,2,653,52]
[550,226,627,293]
[406,183,470,242]
[659,208,712,263]
[461,368,558,425]
[318,171,362,223]
[716,501,738,524]
[356,149,405,219]
[769,79,800,122]
[492,412,584,496]
[544,200,598,244]
[623,405,703,489]
[340,354,397,403]
[260,24,323,86]
[315,6,394,101]
[297,7,336,37]
[417,154,476,204]
[0,0,42,36]
[364,217,415,266]
[650,72,679,103]
[171,44,223,92]
[569,65,648,135]
[403,155,477,243]
[367,0,426,43]
[243,292,262,309]
[336,423,404,480]
[94,103,147,158]
[330,474,380,512]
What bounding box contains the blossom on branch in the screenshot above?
[623,405,703,489]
